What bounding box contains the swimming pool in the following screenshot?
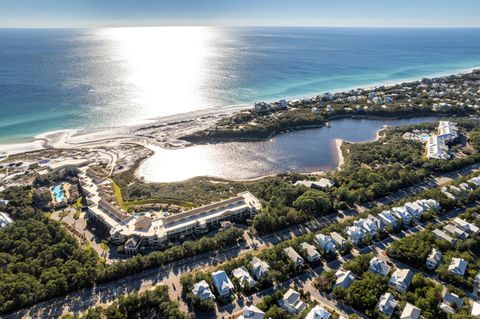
[52,185,66,202]
[420,133,430,141]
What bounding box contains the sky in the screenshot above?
[0,0,479,28]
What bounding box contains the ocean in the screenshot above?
[0,27,479,143]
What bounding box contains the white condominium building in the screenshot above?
[437,121,458,142]
[80,169,262,249]
[426,135,450,160]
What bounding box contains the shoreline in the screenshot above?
[335,139,345,170]
[0,66,478,157]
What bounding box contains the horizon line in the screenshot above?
[1,24,480,29]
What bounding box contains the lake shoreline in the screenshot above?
[136,116,441,183]
[0,67,477,158]
[179,112,446,146]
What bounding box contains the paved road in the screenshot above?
[214,202,477,319]
[370,162,480,207]
[5,163,480,318]
[210,257,365,319]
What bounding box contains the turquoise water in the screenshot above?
[52,185,66,202]
[420,134,430,141]
[0,27,479,143]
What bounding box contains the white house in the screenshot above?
[279,288,307,314]
[305,305,331,319]
[401,303,421,319]
[335,269,355,289]
[354,215,381,236]
[404,199,440,218]
[301,242,322,262]
[377,292,398,318]
[315,234,336,254]
[192,280,215,300]
[469,176,480,187]
[459,183,472,192]
[426,248,442,270]
[421,199,441,211]
[251,257,270,280]
[471,301,480,319]
[232,266,256,288]
[453,217,480,234]
[392,206,412,226]
[389,268,414,292]
[369,256,391,276]
[404,202,425,219]
[211,270,234,298]
[239,305,265,319]
[378,210,398,228]
[284,247,304,267]
[346,225,366,245]
[448,257,468,276]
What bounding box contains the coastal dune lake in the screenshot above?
[138,116,439,182]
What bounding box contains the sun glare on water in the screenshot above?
[97,26,217,121]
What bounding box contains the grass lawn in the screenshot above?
[110,178,194,211]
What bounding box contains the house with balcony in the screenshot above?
[392,206,412,226]
[250,257,270,281]
[192,280,215,300]
[448,258,468,276]
[314,234,336,254]
[404,202,425,219]
[301,242,322,262]
[330,232,347,250]
[279,288,307,314]
[377,293,397,318]
[211,270,234,298]
[444,224,469,240]
[369,257,391,276]
[453,217,480,234]
[378,210,398,229]
[389,268,414,292]
[354,215,382,237]
[335,269,355,289]
[426,248,442,270]
[284,247,304,268]
[346,225,366,246]
[232,266,256,288]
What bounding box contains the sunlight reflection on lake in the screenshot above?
[138,116,439,182]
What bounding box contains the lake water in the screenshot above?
[0,27,479,143]
[138,116,439,182]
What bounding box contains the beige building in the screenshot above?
[80,170,262,252]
